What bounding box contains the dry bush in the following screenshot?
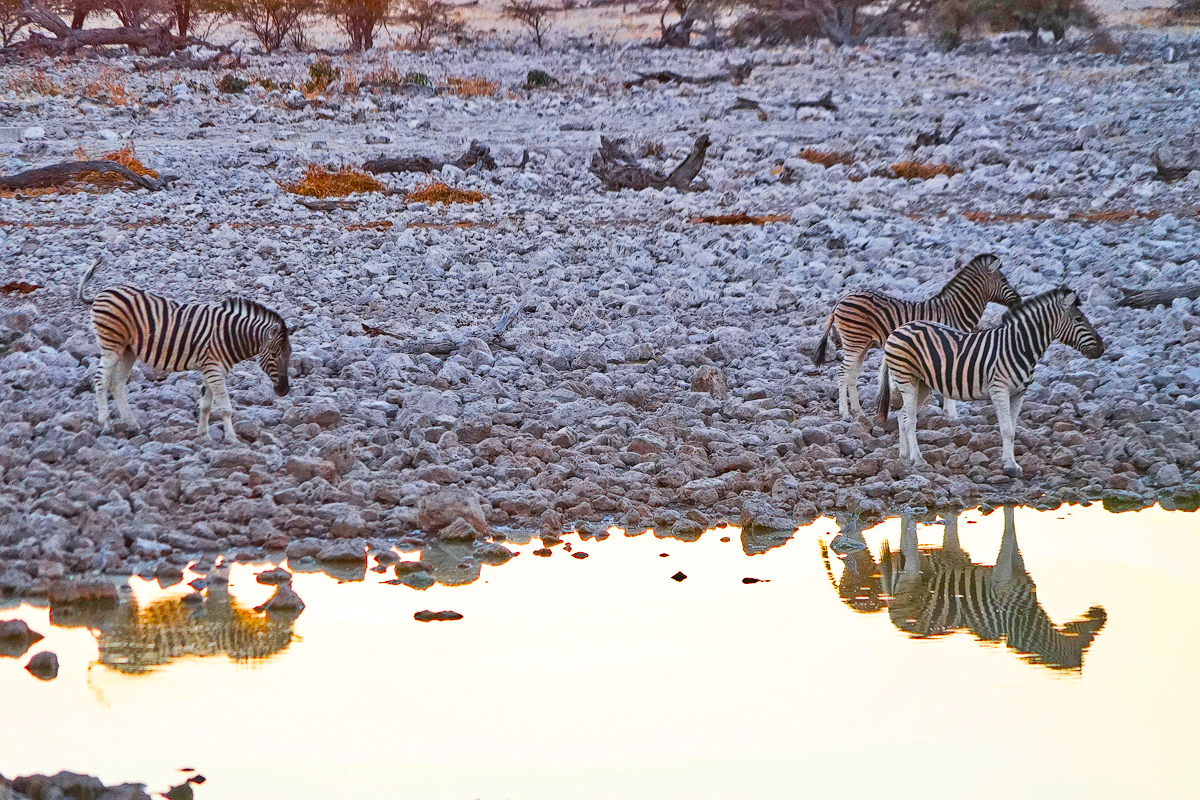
[6,71,65,97]
[405,181,487,204]
[282,164,385,196]
[502,0,556,49]
[84,67,136,106]
[395,0,464,48]
[207,0,317,52]
[970,0,1097,43]
[444,76,498,97]
[799,148,854,167]
[690,213,791,225]
[325,0,391,49]
[891,161,962,180]
[302,58,341,94]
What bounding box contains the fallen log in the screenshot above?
[1117,284,1200,310]
[624,60,753,88]
[729,89,837,116]
[17,0,188,56]
[0,160,174,191]
[363,141,496,175]
[590,134,710,192]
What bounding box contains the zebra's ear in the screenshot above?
[1061,291,1078,307]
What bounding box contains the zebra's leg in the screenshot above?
[1010,389,1027,423]
[900,387,927,466]
[837,355,852,419]
[846,354,865,420]
[991,386,1021,478]
[94,351,120,431]
[943,397,958,421]
[991,505,1024,588]
[202,366,238,443]
[900,514,920,576]
[942,512,962,556]
[110,350,140,432]
[197,380,213,438]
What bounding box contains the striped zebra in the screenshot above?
[815,254,1021,421]
[77,260,291,441]
[882,508,1107,670]
[878,287,1103,478]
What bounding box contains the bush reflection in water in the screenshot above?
[821,505,1107,671]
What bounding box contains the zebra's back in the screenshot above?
[91,286,221,373]
[832,292,922,350]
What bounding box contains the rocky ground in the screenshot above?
[2,30,1200,590]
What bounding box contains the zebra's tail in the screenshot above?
[876,361,892,424]
[77,258,101,305]
[814,314,834,365]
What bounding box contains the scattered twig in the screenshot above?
[300,199,358,211]
[624,60,752,88]
[729,89,836,116]
[915,121,964,148]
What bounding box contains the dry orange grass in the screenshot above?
[281,164,385,197]
[961,209,1164,224]
[444,76,498,97]
[891,161,963,180]
[405,182,487,204]
[799,149,855,168]
[690,213,791,225]
[5,70,64,96]
[84,68,134,106]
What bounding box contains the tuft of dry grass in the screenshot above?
[346,221,394,231]
[281,164,385,197]
[690,213,791,225]
[444,76,498,97]
[890,161,963,180]
[799,149,854,168]
[0,281,40,294]
[5,70,64,97]
[404,181,487,204]
[961,209,1163,224]
[84,68,135,107]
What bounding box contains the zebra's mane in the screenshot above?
[997,287,1073,324]
[935,253,1000,297]
[220,297,288,333]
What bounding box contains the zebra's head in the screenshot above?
[259,322,291,396]
[1055,288,1104,359]
[973,254,1022,308]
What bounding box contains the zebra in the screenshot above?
[814,253,1021,421]
[824,509,1108,671]
[878,286,1103,478]
[77,260,291,442]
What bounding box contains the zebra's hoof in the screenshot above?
[1003,464,1023,479]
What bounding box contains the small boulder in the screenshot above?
[691,365,729,398]
[255,567,293,585]
[254,583,305,613]
[414,610,463,622]
[417,488,488,535]
[25,651,59,680]
[0,619,44,658]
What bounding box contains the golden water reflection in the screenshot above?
[1,505,1198,800]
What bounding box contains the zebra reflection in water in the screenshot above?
[820,507,1107,670]
[51,579,300,675]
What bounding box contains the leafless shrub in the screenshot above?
[730,0,910,46]
[207,0,317,52]
[395,0,464,47]
[325,0,390,49]
[0,0,28,44]
[502,0,557,49]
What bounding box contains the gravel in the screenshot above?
[2,33,1200,589]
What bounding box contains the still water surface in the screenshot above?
[1,505,1198,799]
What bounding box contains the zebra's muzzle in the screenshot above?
[275,376,290,396]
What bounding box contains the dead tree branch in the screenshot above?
[1118,284,1200,310]
[590,134,711,192]
[729,89,836,115]
[362,141,496,175]
[0,160,175,191]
